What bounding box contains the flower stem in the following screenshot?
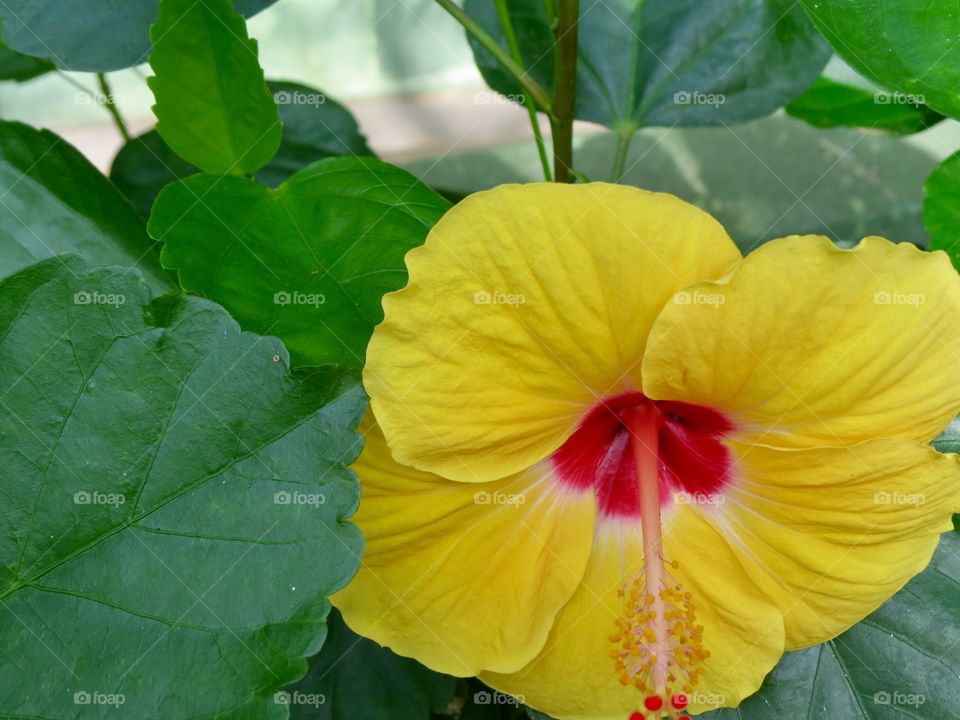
[434,0,554,116]
[610,123,637,182]
[494,0,553,182]
[550,0,579,182]
[97,73,131,143]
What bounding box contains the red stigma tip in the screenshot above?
[671,693,689,710]
[643,695,664,711]
[628,712,644,720]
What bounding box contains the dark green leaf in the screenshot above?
[702,531,960,718]
[787,77,944,135]
[148,0,281,174]
[933,417,960,454]
[0,38,53,81]
[925,151,960,269]
[0,254,366,719]
[261,81,374,187]
[0,0,277,71]
[0,120,170,288]
[148,156,450,369]
[800,1,960,120]
[109,129,200,219]
[467,0,831,129]
[111,81,374,217]
[285,609,455,719]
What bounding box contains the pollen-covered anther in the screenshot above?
[610,561,709,702]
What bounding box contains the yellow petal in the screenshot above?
[365,183,740,482]
[643,235,960,447]
[332,419,596,676]
[482,519,784,719]
[701,440,960,649]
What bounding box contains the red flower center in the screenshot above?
[550,391,734,518]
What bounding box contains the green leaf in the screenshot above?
[148,0,282,175]
[0,38,53,81]
[701,530,960,718]
[800,1,960,120]
[148,156,450,369]
[466,0,831,129]
[0,0,277,71]
[0,254,366,719]
[111,81,373,217]
[933,416,960,454]
[924,151,960,269]
[261,81,374,188]
[786,77,944,135]
[0,120,171,289]
[284,609,455,719]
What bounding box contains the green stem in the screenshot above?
[550,0,580,182]
[434,0,554,116]
[96,73,131,142]
[494,0,552,181]
[610,125,636,182]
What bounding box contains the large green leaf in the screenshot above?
[148,156,450,369]
[933,417,960,454]
[148,0,281,175]
[466,0,831,130]
[0,120,170,288]
[787,77,944,135]
[284,609,455,719]
[800,1,960,120]
[111,81,373,217]
[0,0,277,71]
[924,151,960,269]
[0,254,366,719]
[0,38,53,81]
[702,530,960,718]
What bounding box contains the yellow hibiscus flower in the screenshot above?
[332,183,960,719]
